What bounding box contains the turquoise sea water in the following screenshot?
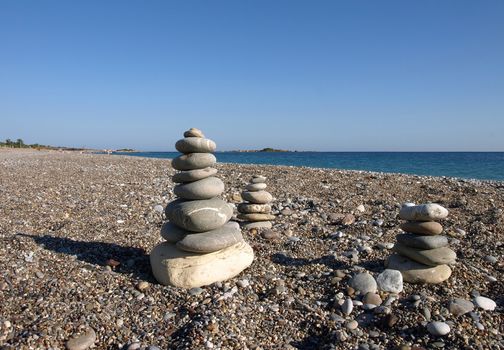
[111,152,504,181]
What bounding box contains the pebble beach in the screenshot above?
[0,149,502,350]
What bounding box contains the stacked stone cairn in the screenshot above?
[150,128,254,289]
[386,203,456,284]
[237,175,275,229]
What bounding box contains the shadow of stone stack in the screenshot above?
[386,203,456,284]
[237,175,275,229]
[150,128,254,288]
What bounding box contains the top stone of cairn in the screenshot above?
[184,127,205,138]
[399,203,449,221]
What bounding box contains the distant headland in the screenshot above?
[230,147,295,153]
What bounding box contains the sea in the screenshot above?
[110,152,504,181]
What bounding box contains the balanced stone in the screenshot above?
[160,222,187,243]
[165,198,233,232]
[184,127,204,138]
[241,190,273,204]
[237,203,271,214]
[176,222,243,253]
[171,153,216,171]
[246,182,267,191]
[242,221,273,229]
[393,243,456,266]
[400,221,443,235]
[237,213,276,221]
[175,137,217,153]
[172,167,218,183]
[150,241,254,288]
[396,233,448,250]
[250,176,266,183]
[399,203,449,221]
[386,254,452,284]
[173,177,224,200]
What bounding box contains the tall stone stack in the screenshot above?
[237,175,275,229]
[150,128,254,289]
[386,203,456,284]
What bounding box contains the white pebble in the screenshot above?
[427,321,450,336]
[474,296,496,311]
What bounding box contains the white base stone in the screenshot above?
[150,241,254,288]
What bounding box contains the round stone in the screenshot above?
[376,269,403,293]
[171,153,216,171]
[341,297,353,315]
[399,203,448,221]
[393,243,456,266]
[400,221,443,235]
[349,273,377,294]
[246,183,267,191]
[385,254,452,284]
[241,191,273,204]
[241,221,273,229]
[172,167,217,183]
[250,176,266,183]
[363,292,382,306]
[237,203,271,214]
[165,198,233,232]
[150,241,254,288]
[396,234,448,249]
[65,328,96,350]
[237,213,276,222]
[427,321,450,336]
[175,137,216,153]
[184,128,205,138]
[160,222,187,243]
[448,298,474,316]
[173,177,224,200]
[176,221,244,253]
[473,296,496,311]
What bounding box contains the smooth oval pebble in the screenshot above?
[473,296,496,311]
[241,191,273,204]
[396,234,448,249]
[393,243,456,266]
[176,221,244,253]
[175,137,216,153]
[427,321,450,336]
[171,153,216,171]
[165,198,233,232]
[160,222,187,243]
[65,328,96,350]
[173,177,224,200]
[448,298,474,316]
[241,221,273,229]
[237,213,276,221]
[172,167,217,183]
[385,254,452,284]
[400,221,443,235]
[246,183,267,191]
[237,203,271,214]
[399,203,448,221]
[341,297,353,315]
[250,176,266,183]
[184,127,204,138]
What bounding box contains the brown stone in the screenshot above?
[400,221,443,235]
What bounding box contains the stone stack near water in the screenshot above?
[150,128,254,288]
[237,176,275,229]
[386,203,456,284]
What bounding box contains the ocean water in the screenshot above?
[111,152,504,181]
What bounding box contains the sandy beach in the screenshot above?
[0,149,502,349]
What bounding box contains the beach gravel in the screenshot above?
[0,149,502,349]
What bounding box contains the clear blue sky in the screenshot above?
[1,1,503,151]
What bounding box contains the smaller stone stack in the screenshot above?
[386,203,456,284]
[237,175,275,229]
